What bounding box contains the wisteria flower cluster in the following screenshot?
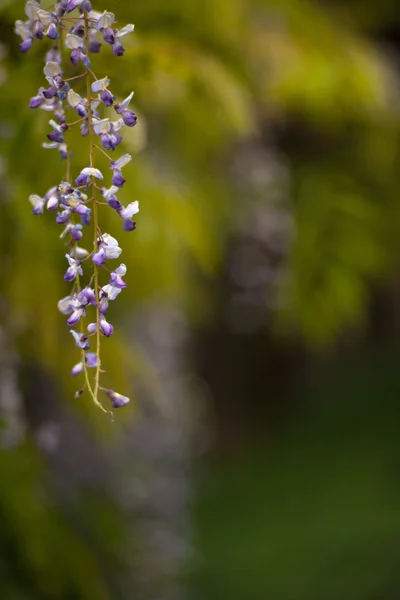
[16,0,138,413]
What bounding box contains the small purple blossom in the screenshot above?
[114,92,137,127]
[75,166,104,187]
[106,389,130,408]
[110,154,131,188]
[99,315,113,337]
[70,330,90,350]
[64,254,83,282]
[85,352,99,368]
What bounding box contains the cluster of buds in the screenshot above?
[16,0,138,412]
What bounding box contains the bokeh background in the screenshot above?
[2,0,400,598]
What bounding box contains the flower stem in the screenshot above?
[84,10,103,409]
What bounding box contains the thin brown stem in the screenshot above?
[94,143,113,161]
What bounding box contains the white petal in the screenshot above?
[44,61,62,77]
[104,245,122,260]
[93,118,111,135]
[58,296,74,315]
[120,201,139,219]
[48,119,65,133]
[29,194,43,208]
[118,92,134,111]
[15,20,32,40]
[111,118,125,132]
[91,77,110,93]
[117,24,135,38]
[101,284,121,301]
[65,33,85,49]
[37,9,54,26]
[102,186,119,200]
[65,254,77,267]
[75,247,89,260]
[25,0,41,20]
[113,154,132,170]
[80,167,104,179]
[95,11,115,30]
[114,263,127,276]
[67,88,84,108]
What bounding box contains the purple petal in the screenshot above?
[29,94,43,109]
[102,27,115,44]
[111,169,125,188]
[66,308,85,326]
[92,247,106,266]
[71,362,84,376]
[101,89,114,107]
[85,352,98,368]
[100,317,113,337]
[110,273,127,288]
[64,266,77,282]
[20,38,33,53]
[47,24,59,40]
[106,390,130,408]
[112,41,125,56]
[122,110,137,127]
[122,219,136,232]
[89,39,102,53]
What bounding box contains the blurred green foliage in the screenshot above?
[194,347,400,600]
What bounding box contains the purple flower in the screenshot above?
[89,39,102,53]
[74,203,91,226]
[43,86,57,99]
[122,219,136,232]
[67,301,86,326]
[58,295,74,315]
[76,167,104,187]
[15,19,34,52]
[67,89,88,118]
[118,201,139,230]
[106,389,130,408]
[64,254,83,282]
[78,286,97,306]
[101,186,121,210]
[56,208,72,224]
[29,187,59,214]
[29,92,44,108]
[114,92,137,127]
[70,330,90,350]
[71,362,84,376]
[20,38,34,53]
[99,316,113,337]
[29,194,44,215]
[92,246,106,266]
[110,263,127,289]
[91,78,115,107]
[111,170,125,187]
[112,41,125,57]
[102,27,115,44]
[110,154,131,188]
[46,23,59,40]
[85,352,99,368]
[60,223,83,241]
[98,233,122,259]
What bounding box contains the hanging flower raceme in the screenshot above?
[17,0,138,413]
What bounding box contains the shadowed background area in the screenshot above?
[1,0,400,598]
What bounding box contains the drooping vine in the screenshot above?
[15,1,138,413]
